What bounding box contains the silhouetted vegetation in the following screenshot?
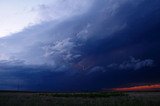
[0,91,159,106]
[38,92,126,98]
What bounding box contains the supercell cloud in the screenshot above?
[0,0,160,91]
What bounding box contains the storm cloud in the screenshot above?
[107,57,154,70]
[0,0,160,91]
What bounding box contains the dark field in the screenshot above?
[0,91,160,106]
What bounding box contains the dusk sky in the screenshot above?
[0,0,160,91]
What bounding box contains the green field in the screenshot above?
[0,91,160,106]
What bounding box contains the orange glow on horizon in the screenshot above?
[113,84,160,91]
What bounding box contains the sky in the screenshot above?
[0,0,91,37]
[0,0,160,92]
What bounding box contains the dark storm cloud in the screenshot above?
[0,0,160,91]
[107,57,154,70]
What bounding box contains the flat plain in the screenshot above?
[0,91,160,106]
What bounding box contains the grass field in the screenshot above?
[0,91,160,106]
